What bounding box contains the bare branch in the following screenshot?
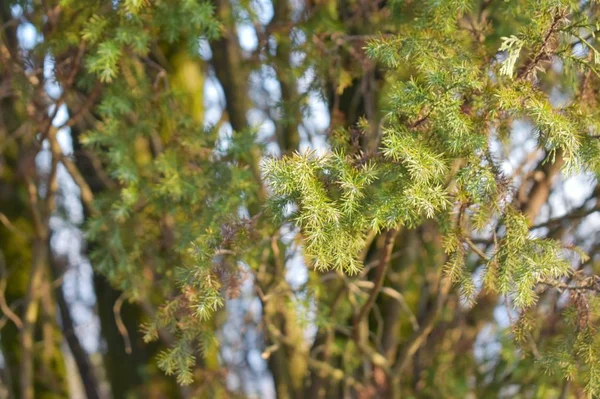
[114,293,132,355]
[0,212,28,239]
[353,228,399,335]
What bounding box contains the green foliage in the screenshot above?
[499,35,525,77]
[79,0,251,383]
[538,297,600,397]
[263,151,377,274]
[83,0,219,82]
[261,1,600,395]
[6,0,600,396]
[493,209,576,308]
[382,127,448,183]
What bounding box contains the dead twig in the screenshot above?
[0,212,28,239]
[114,293,132,354]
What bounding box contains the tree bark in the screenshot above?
[50,253,101,399]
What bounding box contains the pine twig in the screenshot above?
[517,9,566,80]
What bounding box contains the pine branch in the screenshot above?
[517,9,566,80]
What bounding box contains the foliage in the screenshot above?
[3,0,600,398]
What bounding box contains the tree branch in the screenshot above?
[353,228,399,336]
[392,276,452,377]
[517,9,566,80]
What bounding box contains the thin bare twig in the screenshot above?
[392,277,452,376]
[381,287,420,331]
[114,293,132,354]
[354,280,419,331]
[45,128,61,219]
[40,42,86,140]
[59,154,97,215]
[539,278,600,293]
[353,228,399,334]
[465,237,491,262]
[531,204,600,230]
[0,279,22,330]
[0,212,28,238]
[0,254,23,330]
